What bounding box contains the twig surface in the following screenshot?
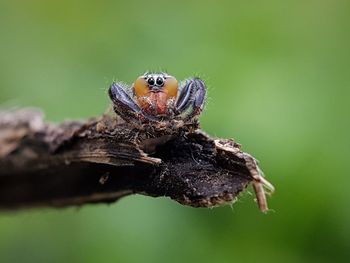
[0,109,274,212]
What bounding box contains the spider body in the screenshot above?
[133,73,178,116]
[108,73,206,127]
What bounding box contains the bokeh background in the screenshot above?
[0,0,349,262]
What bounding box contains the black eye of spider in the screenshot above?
[156,77,164,86]
[147,77,155,86]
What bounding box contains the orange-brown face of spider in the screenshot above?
[133,73,178,116]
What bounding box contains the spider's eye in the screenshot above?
[147,77,155,86]
[156,77,164,86]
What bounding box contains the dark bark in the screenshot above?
[0,109,274,212]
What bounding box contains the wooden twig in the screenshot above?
[0,109,274,212]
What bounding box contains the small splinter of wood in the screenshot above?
[252,174,275,213]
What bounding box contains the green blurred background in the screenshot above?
[0,0,349,262]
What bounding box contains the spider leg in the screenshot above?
[108,82,157,124]
[175,78,206,121]
[176,79,193,113]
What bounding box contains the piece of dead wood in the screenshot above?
[0,108,274,212]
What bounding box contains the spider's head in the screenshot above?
[133,73,178,115]
[134,73,178,95]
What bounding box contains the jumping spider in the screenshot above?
[108,72,206,129]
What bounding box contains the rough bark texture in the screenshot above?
[0,109,274,212]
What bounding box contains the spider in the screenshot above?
[108,72,206,128]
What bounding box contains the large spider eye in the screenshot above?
[147,77,155,86]
[156,77,164,86]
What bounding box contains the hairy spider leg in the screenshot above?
[175,78,206,120]
[108,82,157,124]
